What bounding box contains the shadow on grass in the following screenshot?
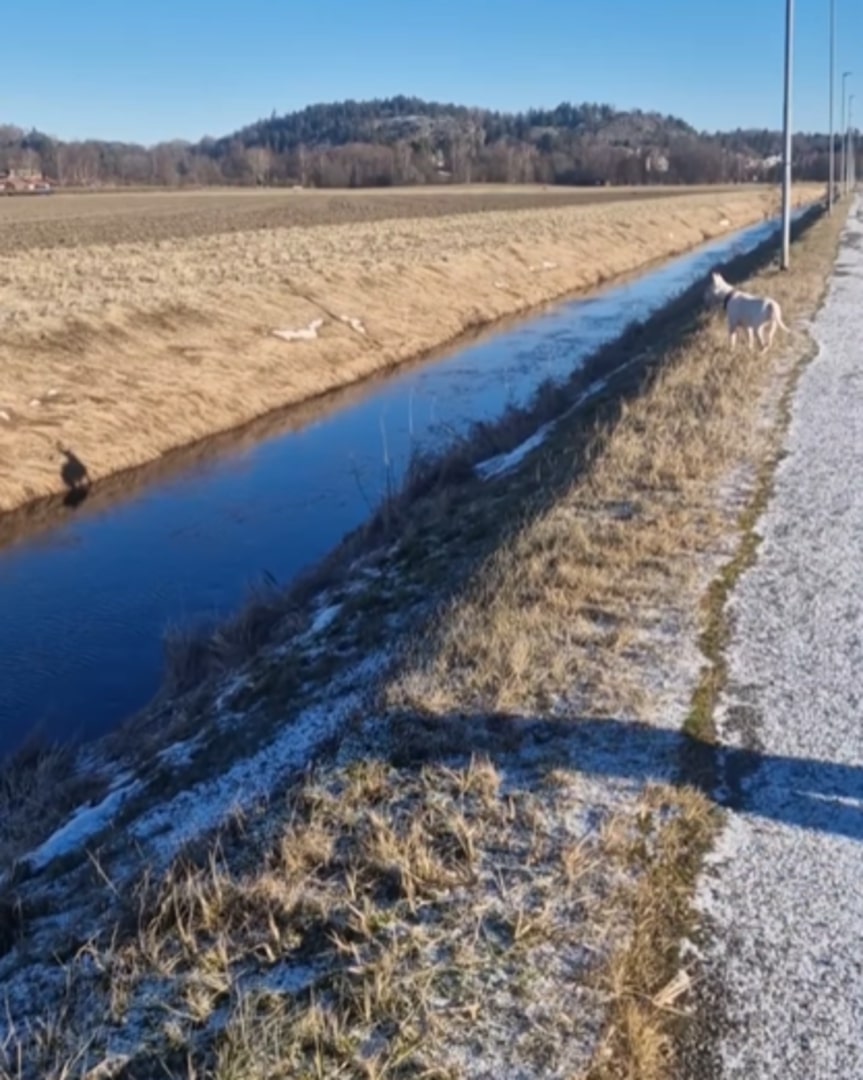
[389,709,863,843]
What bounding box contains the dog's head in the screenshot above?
[703,270,728,306]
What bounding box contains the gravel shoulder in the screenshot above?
[693,198,863,1078]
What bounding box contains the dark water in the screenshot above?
[0,211,800,755]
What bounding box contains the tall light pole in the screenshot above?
[841,71,852,196]
[780,0,794,270]
[828,0,835,213]
[848,94,856,192]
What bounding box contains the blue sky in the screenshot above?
[3,0,860,145]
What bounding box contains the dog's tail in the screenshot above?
[772,304,792,333]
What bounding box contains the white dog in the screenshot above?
[705,270,791,351]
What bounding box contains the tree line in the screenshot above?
[0,98,857,189]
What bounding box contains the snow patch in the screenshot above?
[272,318,324,343]
[475,424,553,480]
[308,603,342,636]
[253,963,320,996]
[131,654,386,865]
[26,774,143,872]
[212,674,249,715]
[157,736,202,770]
[339,315,367,335]
[474,376,609,482]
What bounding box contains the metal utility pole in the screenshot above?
[841,71,852,196]
[829,0,835,213]
[848,94,856,192]
[780,0,794,269]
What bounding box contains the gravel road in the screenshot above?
[692,198,863,1077]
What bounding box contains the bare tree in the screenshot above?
[246,146,273,185]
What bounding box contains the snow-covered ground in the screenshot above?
[694,200,863,1078]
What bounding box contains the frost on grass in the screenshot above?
[2,745,681,1080]
[131,654,384,864]
[156,734,202,771]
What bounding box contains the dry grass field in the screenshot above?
[0,183,740,252]
[0,183,821,515]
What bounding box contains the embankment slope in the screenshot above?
[0,184,820,513]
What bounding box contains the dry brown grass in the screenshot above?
[367,206,847,1077]
[585,785,720,1080]
[0,183,820,514]
[0,758,693,1080]
[382,204,840,728]
[0,201,846,1080]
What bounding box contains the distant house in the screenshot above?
[0,167,52,194]
[644,151,670,175]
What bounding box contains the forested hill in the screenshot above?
[0,96,839,188]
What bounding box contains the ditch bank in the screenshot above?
[0,187,820,517]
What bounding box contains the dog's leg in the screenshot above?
[747,326,755,351]
[729,326,738,349]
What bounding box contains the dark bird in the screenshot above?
[56,442,91,507]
